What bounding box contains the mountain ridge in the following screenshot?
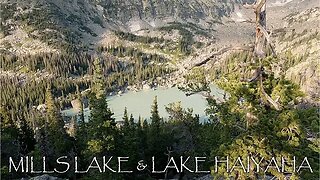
[0,0,319,101]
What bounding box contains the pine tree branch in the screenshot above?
[241,66,263,82]
[191,45,254,68]
[259,74,282,110]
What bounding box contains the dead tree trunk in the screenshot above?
[244,0,268,58]
[244,0,281,110]
[189,0,281,110]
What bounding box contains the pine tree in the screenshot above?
[76,84,85,124]
[147,96,169,178]
[18,117,36,155]
[0,107,20,179]
[129,113,135,128]
[86,57,116,156]
[45,85,56,121]
[208,72,319,179]
[149,96,161,147]
[45,85,65,128]
[150,96,161,132]
[44,85,72,162]
[123,107,129,128]
[137,116,147,159]
[142,119,149,129]
[92,58,105,99]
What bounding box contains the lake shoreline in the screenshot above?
[61,84,224,123]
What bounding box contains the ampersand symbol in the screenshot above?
[137,160,147,171]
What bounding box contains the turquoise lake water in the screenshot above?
[61,85,224,122]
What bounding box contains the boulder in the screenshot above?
[36,104,46,113]
[71,99,82,112]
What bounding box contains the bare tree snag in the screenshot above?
[233,0,282,110]
[186,0,281,110]
[189,0,270,68]
[252,0,267,59]
[247,0,281,110]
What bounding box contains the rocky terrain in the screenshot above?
[0,0,319,101]
[0,0,243,53]
[179,0,320,101]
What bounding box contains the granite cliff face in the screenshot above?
[94,0,236,22]
[0,0,243,53]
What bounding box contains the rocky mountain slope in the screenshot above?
[191,0,320,101]
[275,6,320,100]
[0,0,246,53]
[0,0,319,101]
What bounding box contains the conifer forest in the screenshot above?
[0,0,319,179]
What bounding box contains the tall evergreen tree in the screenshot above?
[0,107,20,179]
[129,114,135,128]
[91,58,105,99]
[18,117,36,155]
[82,58,119,179]
[76,84,85,124]
[137,116,147,159]
[86,58,116,156]
[45,85,61,126]
[147,96,170,178]
[150,96,161,133]
[44,85,72,162]
[123,107,129,128]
